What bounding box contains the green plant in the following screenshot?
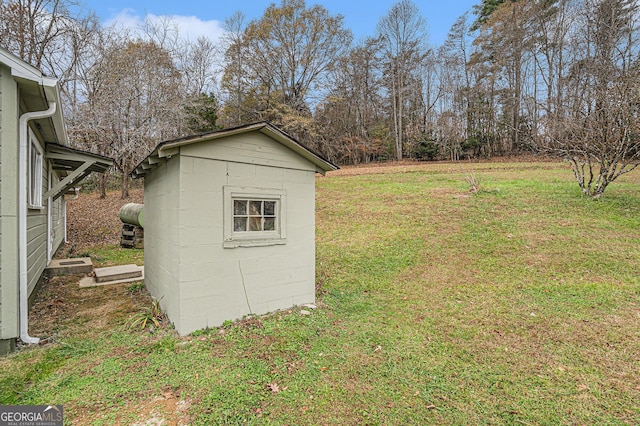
[126,281,145,293]
[126,297,164,331]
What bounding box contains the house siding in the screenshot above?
[25,136,48,296]
[0,63,3,340]
[0,62,19,342]
[50,173,64,253]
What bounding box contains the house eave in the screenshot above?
[43,143,114,200]
[1,46,68,145]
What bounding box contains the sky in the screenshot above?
[80,0,480,47]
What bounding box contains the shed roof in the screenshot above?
[131,121,339,178]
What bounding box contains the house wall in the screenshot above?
[0,62,19,347]
[26,134,49,297]
[168,132,318,335]
[144,156,182,330]
[48,172,65,258]
[0,64,19,349]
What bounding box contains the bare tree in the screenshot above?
[0,0,100,107]
[315,37,389,164]
[219,12,250,127]
[221,0,352,141]
[544,0,640,197]
[437,13,476,160]
[78,38,186,198]
[377,0,429,160]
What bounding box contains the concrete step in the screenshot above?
[94,264,143,283]
[46,258,93,276]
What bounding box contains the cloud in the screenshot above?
[104,9,226,43]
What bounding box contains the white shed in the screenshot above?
[131,122,337,335]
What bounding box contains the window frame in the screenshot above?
[223,186,287,248]
[28,129,44,209]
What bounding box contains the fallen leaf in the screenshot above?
[426,404,436,410]
[267,383,280,393]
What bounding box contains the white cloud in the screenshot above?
[104,9,226,44]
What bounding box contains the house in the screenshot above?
[131,122,337,335]
[0,47,113,354]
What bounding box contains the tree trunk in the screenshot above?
[98,173,106,199]
[121,173,129,199]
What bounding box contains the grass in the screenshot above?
[1,160,638,425]
[73,245,144,268]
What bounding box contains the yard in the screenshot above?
[1,160,638,425]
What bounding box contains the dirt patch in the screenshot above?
[61,189,144,254]
[130,392,192,426]
[325,156,556,177]
[28,274,146,340]
[71,392,192,426]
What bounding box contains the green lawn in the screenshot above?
[1,161,638,425]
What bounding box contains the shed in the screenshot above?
[131,122,337,335]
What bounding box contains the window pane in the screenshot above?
[249,217,262,231]
[264,201,276,216]
[234,217,247,232]
[234,200,247,215]
[249,201,262,216]
[264,217,275,231]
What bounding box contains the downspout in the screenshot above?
[18,101,57,345]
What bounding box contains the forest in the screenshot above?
[1,0,639,198]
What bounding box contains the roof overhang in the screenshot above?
[131,122,339,179]
[1,46,68,145]
[43,144,113,200]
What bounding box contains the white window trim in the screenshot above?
[28,129,44,209]
[223,186,287,248]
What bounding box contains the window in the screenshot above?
[233,200,277,232]
[28,130,44,209]
[224,186,286,248]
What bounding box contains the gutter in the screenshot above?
[18,101,57,345]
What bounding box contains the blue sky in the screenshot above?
[81,1,479,46]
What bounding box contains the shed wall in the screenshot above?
[174,154,317,334]
[181,132,318,172]
[144,156,182,330]
[144,130,322,335]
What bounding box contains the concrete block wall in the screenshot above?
[144,132,319,335]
